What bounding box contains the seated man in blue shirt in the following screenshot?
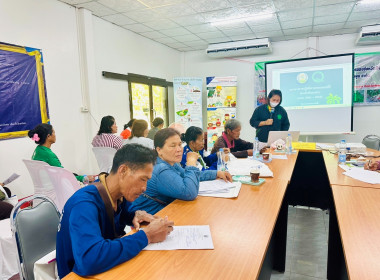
[56,144,174,278]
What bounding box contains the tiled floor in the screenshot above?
[271,206,329,280]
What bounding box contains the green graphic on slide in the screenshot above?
[312,71,324,83]
[326,93,341,104]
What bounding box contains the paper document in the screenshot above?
[199,180,241,198]
[343,168,380,184]
[271,155,288,160]
[144,225,214,250]
[316,143,335,150]
[227,159,273,177]
[2,173,20,185]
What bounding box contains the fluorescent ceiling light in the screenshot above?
[210,14,273,26]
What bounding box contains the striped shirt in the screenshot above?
[91,133,123,150]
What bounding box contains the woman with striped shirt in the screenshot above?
[92,116,123,150]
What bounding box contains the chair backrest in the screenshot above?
[362,135,380,150]
[92,147,117,173]
[44,165,81,212]
[10,195,60,280]
[22,160,57,203]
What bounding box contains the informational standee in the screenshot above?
[206,76,237,151]
[353,52,380,106]
[0,42,49,140]
[173,77,203,130]
[254,52,380,108]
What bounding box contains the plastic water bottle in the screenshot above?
[253,137,260,159]
[217,148,226,171]
[285,134,292,155]
[338,140,347,164]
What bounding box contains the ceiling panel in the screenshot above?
[97,0,148,12]
[173,34,202,42]
[101,14,136,25]
[313,14,349,25]
[169,14,207,26]
[185,24,219,33]
[139,31,167,39]
[283,26,313,35]
[123,9,163,22]
[197,30,227,39]
[273,0,314,10]
[315,2,356,17]
[353,1,380,12]
[76,1,117,17]
[188,0,232,13]
[143,19,180,30]
[160,27,192,36]
[313,22,345,32]
[122,23,153,33]
[281,18,313,29]
[152,2,197,17]
[278,8,314,22]
[58,0,378,52]
[205,37,232,44]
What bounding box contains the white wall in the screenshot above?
[183,34,380,144]
[0,0,181,198]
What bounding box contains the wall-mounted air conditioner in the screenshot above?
[206,38,272,58]
[356,25,380,45]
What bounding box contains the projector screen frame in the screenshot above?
[264,53,354,134]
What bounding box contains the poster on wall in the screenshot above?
[254,53,380,108]
[0,42,49,140]
[353,52,380,106]
[173,77,202,130]
[206,76,237,151]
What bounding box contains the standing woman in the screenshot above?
[147,117,164,140]
[92,115,123,150]
[250,89,290,143]
[28,123,94,183]
[130,128,231,215]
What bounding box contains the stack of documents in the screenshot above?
[343,167,380,184]
[227,159,273,177]
[144,225,214,250]
[198,180,242,198]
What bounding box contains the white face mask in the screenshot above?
[270,102,279,108]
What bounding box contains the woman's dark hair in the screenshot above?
[98,116,115,135]
[110,144,156,173]
[152,117,164,128]
[267,89,282,105]
[181,126,203,145]
[124,118,136,130]
[28,123,53,145]
[154,128,180,149]
[130,119,148,139]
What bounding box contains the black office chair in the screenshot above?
[362,135,380,150]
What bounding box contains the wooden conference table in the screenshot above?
[64,149,379,280]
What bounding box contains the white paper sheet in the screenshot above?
[271,155,288,160]
[343,168,380,184]
[227,159,273,177]
[198,180,241,198]
[143,225,214,250]
[316,143,335,150]
[2,173,20,185]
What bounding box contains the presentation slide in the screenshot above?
[266,54,353,133]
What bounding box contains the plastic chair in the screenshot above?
[10,195,60,280]
[22,160,57,205]
[362,135,380,150]
[92,147,117,173]
[43,166,81,212]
